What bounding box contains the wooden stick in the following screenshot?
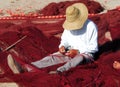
[3,35,27,52]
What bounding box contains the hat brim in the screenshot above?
[63,3,88,30]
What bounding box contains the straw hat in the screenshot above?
[63,3,88,30]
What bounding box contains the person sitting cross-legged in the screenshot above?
[7,3,98,74]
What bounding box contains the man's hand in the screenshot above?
[59,46,66,54]
[65,49,79,58]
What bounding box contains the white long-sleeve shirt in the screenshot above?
[59,19,98,54]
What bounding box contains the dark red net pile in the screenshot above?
[40,0,104,16]
[0,1,120,87]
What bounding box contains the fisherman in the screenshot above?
[7,3,98,74]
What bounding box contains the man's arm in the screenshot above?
[59,30,69,49]
[87,22,98,53]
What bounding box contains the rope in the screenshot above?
[0,5,119,20]
[0,15,66,20]
[0,13,103,20]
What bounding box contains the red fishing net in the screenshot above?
[0,0,119,87]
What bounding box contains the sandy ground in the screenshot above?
[0,0,73,17]
[0,0,120,17]
[94,0,120,13]
[95,0,120,10]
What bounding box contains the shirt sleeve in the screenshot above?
[59,30,69,48]
[86,22,98,53]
